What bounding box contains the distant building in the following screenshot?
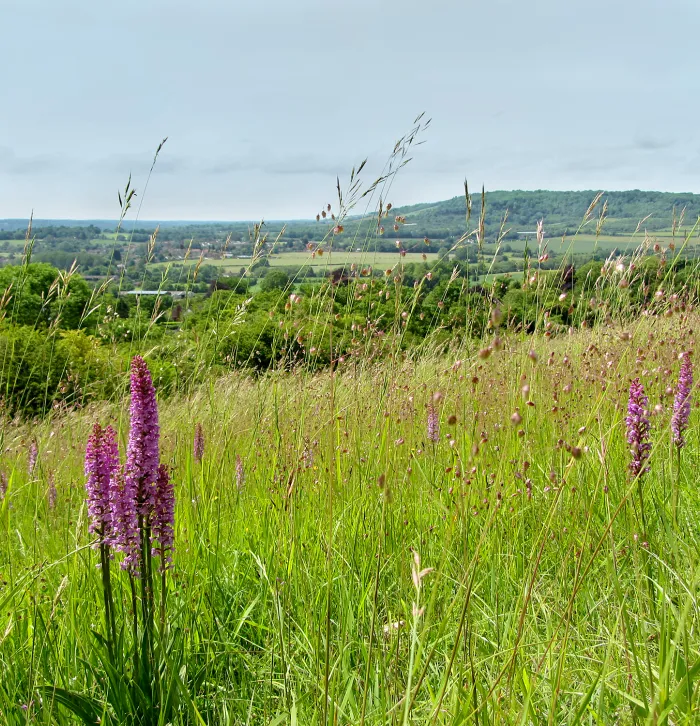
[120,290,186,299]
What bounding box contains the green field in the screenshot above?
[492,231,700,254]
[268,250,438,268]
[159,250,441,271]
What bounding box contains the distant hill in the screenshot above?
[388,189,700,238]
[2,189,700,239]
[0,219,218,232]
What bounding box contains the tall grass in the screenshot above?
[0,305,699,722]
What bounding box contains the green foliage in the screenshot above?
[0,326,68,416]
[0,326,119,416]
[259,269,290,292]
[0,245,696,419]
[0,263,92,329]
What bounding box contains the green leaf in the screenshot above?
[668,656,700,716]
[38,686,103,724]
[571,672,601,725]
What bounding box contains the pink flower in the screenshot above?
[28,440,38,477]
[626,378,651,478]
[193,422,205,463]
[124,356,160,517]
[112,356,161,573]
[110,468,140,571]
[671,355,693,448]
[152,464,174,569]
[85,423,119,544]
[48,472,58,510]
[235,454,245,491]
[427,404,439,443]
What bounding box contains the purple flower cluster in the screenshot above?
[193,423,204,463]
[48,472,57,510]
[125,356,160,517]
[110,468,141,571]
[28,440,38,477]
[152,464,175,567]
[84,356,175,574]
[671,355,693,449]
[626,378,652,478]
[427,404,440,443]
[85,423,119,543]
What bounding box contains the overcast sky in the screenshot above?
[2,0,699,220]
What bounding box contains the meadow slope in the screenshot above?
[0,310,699,724]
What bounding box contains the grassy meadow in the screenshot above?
[1,302,699,724]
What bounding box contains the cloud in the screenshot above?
[545,145,640,177]
[412,153,475,174]
[199,151,355,178]
[0,147,69,175]
[200,158,252,175]
[0,147,190,178]
[263,153,347,176]
[87,151,191,176]
[633,136,675,151]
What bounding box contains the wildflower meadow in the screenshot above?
[0,292,698,723]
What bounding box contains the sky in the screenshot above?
[2,0,700,221]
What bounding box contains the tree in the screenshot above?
[260,270,290,292]
[0,263,92,329]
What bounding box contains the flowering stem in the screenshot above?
[635,476,656,615]
[99,541,116,662]
[160,567,167,638]
[359,492,385,726]
[138,518,157,691]
[129,575,139,680]
[672,445,681,529]
[403,587,421,726]
[637,475,648,542]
